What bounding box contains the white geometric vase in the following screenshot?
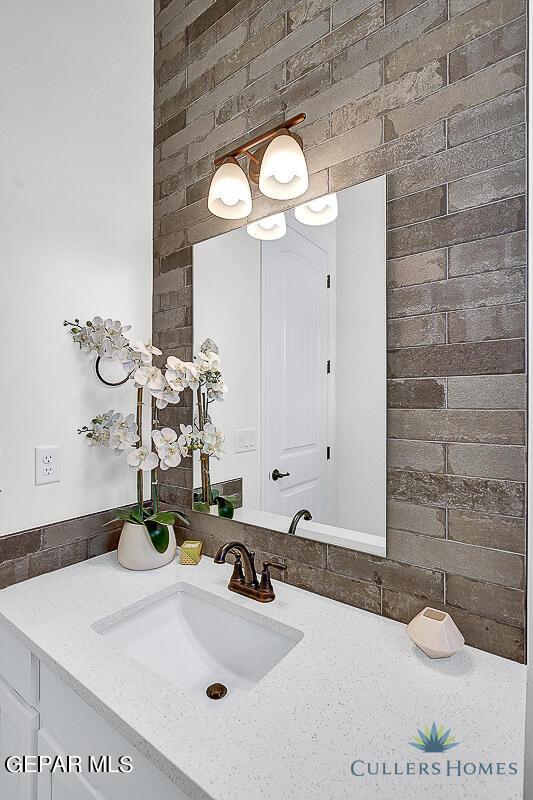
[407,607,465,659]
[117,521,176,571]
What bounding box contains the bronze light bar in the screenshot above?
[213,113,307,168]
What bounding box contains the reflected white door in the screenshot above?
[261,224,330,523]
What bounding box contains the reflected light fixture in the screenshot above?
[247,212,286,240]
[208,114,308,218]
[294,193,338,226]
[207,157,252,219]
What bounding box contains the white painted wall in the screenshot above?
[334,176,387,540]
[193,229,262,508]
[0,0,153,536]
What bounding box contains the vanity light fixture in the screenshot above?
[247,212,286,240]
[207,157,252,220]
[208,114,308,218]
[294,193,338,226]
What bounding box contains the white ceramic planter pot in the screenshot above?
[117,521,176,571]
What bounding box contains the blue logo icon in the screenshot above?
[410,722,460,753]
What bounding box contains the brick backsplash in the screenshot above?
[0,510,123,591]
[152,0,528,662]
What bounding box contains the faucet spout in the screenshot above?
[214,541,258,587]
[288,509,312,535]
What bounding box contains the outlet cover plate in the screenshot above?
[35,445,60,485]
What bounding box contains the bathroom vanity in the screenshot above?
[0,552,526,800]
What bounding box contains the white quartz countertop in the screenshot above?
[0,552,526,800]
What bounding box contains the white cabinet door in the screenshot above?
[0,675,39,800]
[37,730,106,800]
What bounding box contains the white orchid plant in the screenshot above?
[64,316,227,552]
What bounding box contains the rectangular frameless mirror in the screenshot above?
[192,175,386,555]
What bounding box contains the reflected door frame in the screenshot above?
[260,214,336,524]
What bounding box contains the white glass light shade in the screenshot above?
[208,158,252,219]
[294,193,338,226]
[247,212,286,240]
[258,132,309,200]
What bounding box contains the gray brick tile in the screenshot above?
[215,16,287,83]
[447,303,525,343]
[388,409,525,444]
[447,89,525,148]
[330,120,446,192]
[388,528,525,586]
[333,58,445,137]
[387,498,446,536]
[388,267,525,318]
[447,508,525,553]
[388,123,525,198]
[388,439,446,472]
[387,313,446,347]
[332,0,447,82]
[449,230,526,278]
[449,160,525,213]
[385,0,526,82]
[384,54,525,140]
[447,375,526,409]
[447,443,525,481]
[387,184,446,229]
[287,2,383,80]
[333,0,376,27]
[328,544,444,599]
[388,378,446,408]
[249,14,327,81]
[387,249,447,288]
[449,17,526,83]
[446,574,525,627]
[385,0,427,23]
[388,340,524,378]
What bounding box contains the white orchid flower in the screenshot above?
[127,446,158,472]
[166,356,200,391]
[129,341,162,365]
[151,381,182,409]
[133,365,165,391]
[201,423,224,459]
[152,427,177,448]
[108,413,139,452]
[157,441,182,470]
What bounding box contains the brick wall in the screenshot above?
[0,510,123,590]
[153,0,527,660]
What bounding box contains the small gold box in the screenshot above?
[180,540,202,565]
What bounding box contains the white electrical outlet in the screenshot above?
[35,446,60,485]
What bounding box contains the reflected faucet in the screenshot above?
[288,509,312,535]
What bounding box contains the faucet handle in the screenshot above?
[230,553,245,584]
[264,561,287,574]
[259,561,287,599]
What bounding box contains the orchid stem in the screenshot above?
[136,387,144,516]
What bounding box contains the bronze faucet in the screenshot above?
[214,541,286,602]
[288,509,312,535]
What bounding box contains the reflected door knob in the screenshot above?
[271,468,290,481]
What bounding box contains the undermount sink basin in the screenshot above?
[94,583,303,709]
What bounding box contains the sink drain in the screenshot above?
[206,682,228,700]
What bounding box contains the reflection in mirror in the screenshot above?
[192,176,386,555]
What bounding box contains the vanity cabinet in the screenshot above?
[37,730,106,800]
[0,674,39,800]
[0,623,192,800]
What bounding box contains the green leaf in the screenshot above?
[130,508,145,525]
[145,511,175,525]
[144,520,170,554]
[104,508,143,526]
